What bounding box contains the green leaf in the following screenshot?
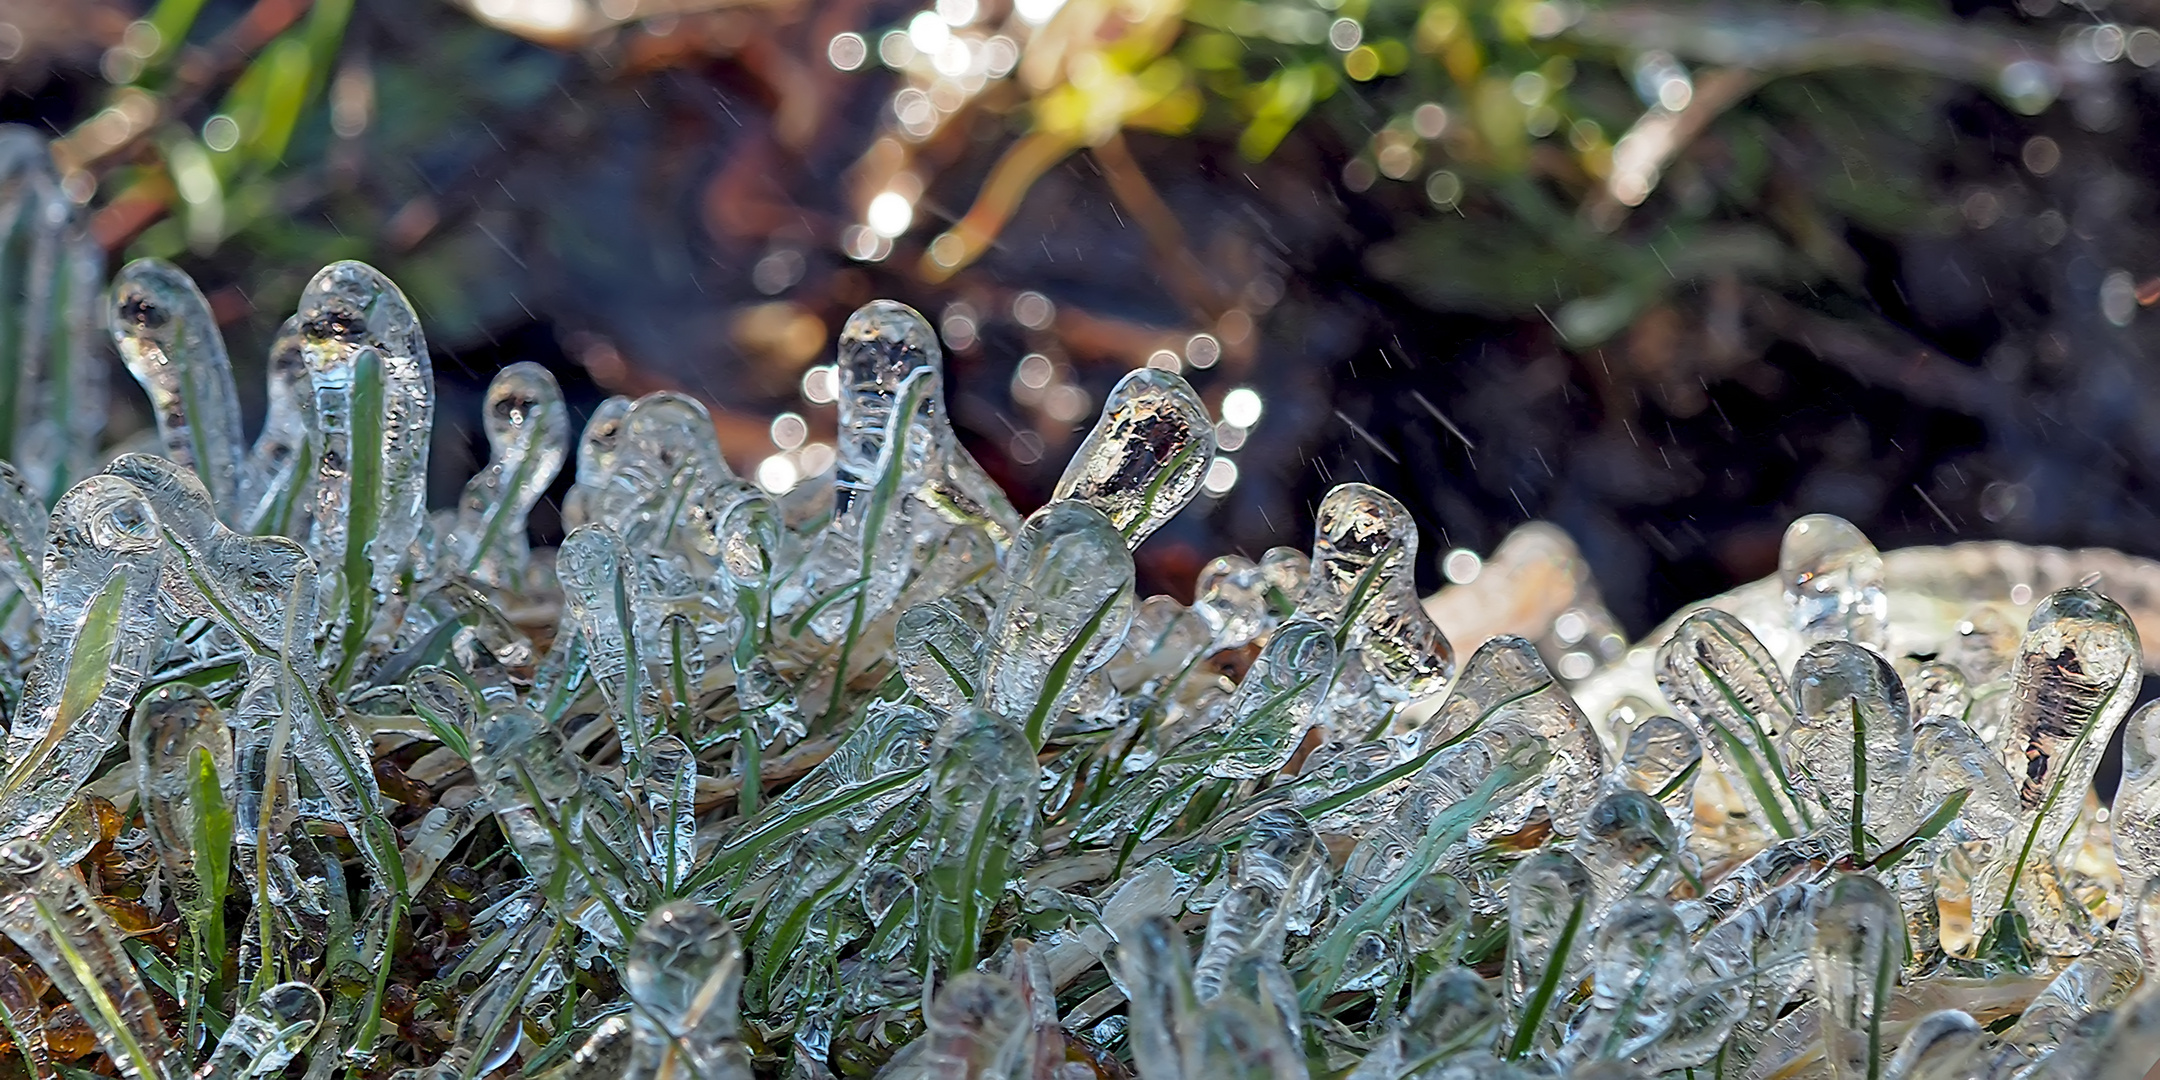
[1867,789,1967,871]
[1023,586,1127,750]
[186,745,233,973]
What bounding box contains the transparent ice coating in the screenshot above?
[831,300,1016,545]
[197,982,323,1080]
[977,501,1135,745]
[562,394,632,529]
[1051,368,1216,548]
[0,461,44,617]
[1194,554,1270,649]
[1786,640,1914,843]
[0,475,167,841]
[4,261,2157,1077]
[1811,875,1900,1080]
[108,259,245,519]
[128,683,232,902]
[2114,700,2160,892]
[627,902,754,1080]
[1185,618,1335,779]
[448,361,567,586]
[1883,1010,1985,1080]
[1300,483,1454,699]
[894,601,983,712]
[1656,608,1817,840]
[1780,513,1888,651]
[557,524,654,757]
[239,317,311,536]
[294,261,433,649]
[1504,850,1592,1043]
[0,842,180,1080]
[2004,587,2139,858]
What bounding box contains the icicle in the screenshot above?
[108,259,244,520]
[448,361,567,586]
[1051,368,1215,548]
[196,982,323,1080]
[1779,513,1887,651]
[0,842,180,1080]
[626,902,754,1080]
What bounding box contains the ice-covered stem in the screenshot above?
[0,475,167,842]
[1813,875,1900,1080]
[1993,587,2139,953]
[1781,513,1888,652]
[238,318,311,537]
[0,842,181,1080]
[448,361,567,586]
[1052,367,1217,548]
[0,131,106,503]
[108,259,245,520]
[196,982,324,1080]
[978,501,1135,748]
[1300,483,1454,701]
[626,902,754,1080]
[557,523,655,759]
[1787,640,1912,857]
[293,261,432,679]
[1656,608,1817,839]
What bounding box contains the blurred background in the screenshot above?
[6,0,2158,639]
